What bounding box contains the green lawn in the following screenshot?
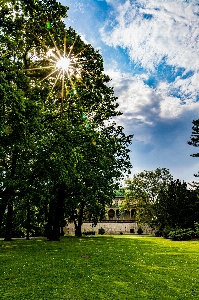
[0,235,199,299]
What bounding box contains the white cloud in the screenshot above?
[102,0,199,119]
[106,67,199,182]
[170,72,199,101]
[101,0,199,72]
[108,71,158,113]
[73,2,86,13]
[107,68,199,136]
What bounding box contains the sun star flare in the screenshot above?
[56,57,71,71]
[24,30,95,114]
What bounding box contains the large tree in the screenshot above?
[156,179,199,232]
[124,168,173,226]
[0,0,69,240]
[0,0,132,240]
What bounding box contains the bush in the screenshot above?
[82,231,95,236]
[168,228,194,241]
[155,230,161,237]
[137,227,143,235]
[98,227,105,235]
[162,227,173,239]
[194,222,199,238]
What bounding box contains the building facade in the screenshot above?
[64,196,154,235]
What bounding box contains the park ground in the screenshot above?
[0,235,199,299]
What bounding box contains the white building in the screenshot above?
[64,197,155,235]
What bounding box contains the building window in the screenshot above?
[108,209,115,220]
[114,200,119,206]
[131,209,136,220]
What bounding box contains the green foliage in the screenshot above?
[161,222,199,241]
[0,0,133,239]
[194,221,199,237]
[137,226,143,235]
[1,236,199,299]
[114,188,125,197]
[82,231,95,236]
[188,119,199,172]
[161,226,173,239]
[0,0,69,240]
[124,168,173,225]
[125,168,199,237]
[188,119,199,177]
[156,179,199,231]
[98,227,105,235]
[168,228,194,241]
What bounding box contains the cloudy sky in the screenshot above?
[60,0,199,182]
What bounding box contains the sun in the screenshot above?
[56,57,71,71]
[23,28,105,146]
[24,30,86,110]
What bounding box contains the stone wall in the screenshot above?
[64,221,155,235]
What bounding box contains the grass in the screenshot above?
[0,235,199,299]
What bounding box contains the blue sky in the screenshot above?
[60,0,199,182]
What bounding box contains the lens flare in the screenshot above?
[56,57,71,71]
[23,29,97,116]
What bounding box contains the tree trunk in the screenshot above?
[75,204,84,237]
[44,203,49,237]
[0,192,9,228]
[4,203,13,241]
[1,147,18,232]
[60,226,64,236]
[50,195,60,241]
[47,184,65,241]
[47,199,54,240]
[52,216,60,241]
[75,223,82,237]
[26,199,30,240]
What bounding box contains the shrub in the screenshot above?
[98,227,105,235]
[155,230,161,237]
[82,231,95,236]
[168,228,194,241]
[162,227,173,239]
[137,227,143,235]
[194,222,199,238]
